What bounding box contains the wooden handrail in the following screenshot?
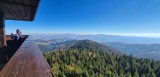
[0,36,52,77]
[0,35,27,69]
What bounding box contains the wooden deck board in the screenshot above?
[0,36,52,77]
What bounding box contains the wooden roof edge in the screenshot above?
[31,0,40,21]
[0,0,38,8]
[0,0,41,21]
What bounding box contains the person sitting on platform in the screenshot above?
[14,34,20,40]
[10,29,22,41]
[10,33,15,40]
[16,29,22,38]
[10,33,19,41]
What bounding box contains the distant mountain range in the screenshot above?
[106,42,160,60]
[32,34,160,44]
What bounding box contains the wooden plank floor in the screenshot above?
[0,36,53,77]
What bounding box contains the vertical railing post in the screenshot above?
[0,13,6,47]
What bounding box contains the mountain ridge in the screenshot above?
[40,39,121,55]
[32,34,160,44]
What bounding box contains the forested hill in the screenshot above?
[44,40,160,77]
[39,39,121,54]
[69,40,121,54]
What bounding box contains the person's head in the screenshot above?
[16,29,20,33]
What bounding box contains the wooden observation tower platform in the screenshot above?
[0,0,53,77]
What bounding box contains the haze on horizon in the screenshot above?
[5,0,160,38]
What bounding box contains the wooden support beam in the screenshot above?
[0,14,6,47]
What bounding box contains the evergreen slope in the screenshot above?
[44,40,160,77]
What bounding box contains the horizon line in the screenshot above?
[13,32,160,38]
[6,32,160,38]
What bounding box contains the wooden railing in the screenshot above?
[0,36,53,77]
[0,35,27,70]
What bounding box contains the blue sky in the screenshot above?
[5,0,160,37]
